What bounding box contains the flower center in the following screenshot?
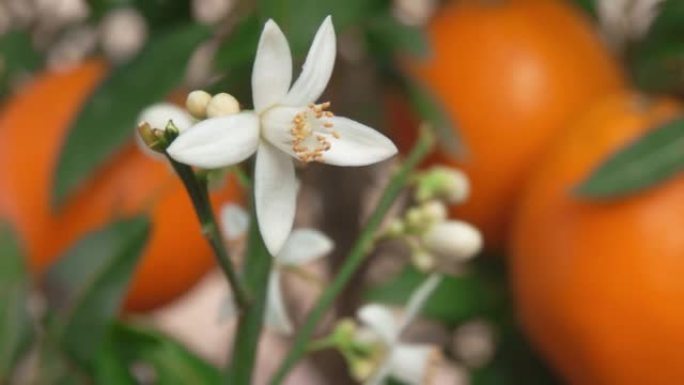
[291,102,339,162]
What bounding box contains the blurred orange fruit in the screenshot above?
[409,0,625,249]
[510,91,684,385]
[0,60,242,311]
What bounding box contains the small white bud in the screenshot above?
[411,249,436,272]
[206,92,240,118]
[422,220,482,262]
[453,320,496,368]
[415,167,470,204]
[186,90,212,119]
[419,200,448,223]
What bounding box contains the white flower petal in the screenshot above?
[281,16,336,106]
[265,270,294,335]
[252,19,292,113]
[388,344,441,385]
[167,112,260,169]
[277,229,334,266]
[261,105,299,157]
[138,103,193,132]
[220,204,250,241]
[357,304,400,344]
[320,117,397,166]
[255,142,297,255]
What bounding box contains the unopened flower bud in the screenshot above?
[136,122,165,153]
[422,220,482,262]
[419,200,447,223]
[186,90,212,119]
[206,92,240,118]
[385,219,406,238]
[411,249,436,272]
[415,167,470,204]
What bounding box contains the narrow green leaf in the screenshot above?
[107,322,221,385]
[576,116,684,198]
[214,15,260,71]
[0,222,33,382]
[366,13,430,58]
[366,266,500,327]
[43,216,150,369]
[257,0,379,55]
[0,31,43,97]
[403,77,462,157]
[52,24,210,207]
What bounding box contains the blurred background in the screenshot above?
[1,0,684,384]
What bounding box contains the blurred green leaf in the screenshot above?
[88,0,192,27]
[107,322,221,385]
[53,24,210,207]
[214,16,260,71]
[258,0,383,55]
[43,216,150,369]
[402,77,462,157]
[576,116,684,198]
[366,266,501,327]
[366,14,430,58]
[628,0,684,94]
[0,31,42,97]
[0,222,33,382]
[572,0,597,17]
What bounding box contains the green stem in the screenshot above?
[165,155,250,310]
[269,127,435,385]
[225,208,273,385]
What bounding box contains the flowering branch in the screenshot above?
[225,208,272,385]
[165,154,250,310]
[269,125,435,385]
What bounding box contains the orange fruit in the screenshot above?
[0,60,242,311]
[409,0,625,249]
[510,91,684,385]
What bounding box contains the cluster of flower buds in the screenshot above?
[185,90,241,119]
[135,90,242,154]
[388,166,482,273]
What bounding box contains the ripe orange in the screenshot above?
[409,0,625,249]
[510,91,684,385]
[0,60,242,311]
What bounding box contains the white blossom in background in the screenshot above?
[452,319,496,369]
[598,0,665,50]
[192,0,235,25]
[220,204,334,335]
[355,274,444,385]
[100,7,148,62]
[167,16,398,256]
[393,0,438,26]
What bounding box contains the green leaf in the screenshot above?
[576,116,684,198]
[43,216,150,369]
[0,31,43,97]
[107,322,221,385]
[52,24,210,207]
[366,266,501,327]
[403,76,462,157]
[257,0,382,55]
[627,0,684,94]
[0,222,33,382]
[572,0,597,18]
[214,15,260,71]
[366,13,430,58]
